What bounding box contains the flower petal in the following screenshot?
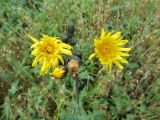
[94,39,99,46]
[31,48,39,55]
[61,49,72,56]
[51,58,59,68]
[40,58,47,74]
[119,48,131,51]
[114,61,123,69]
[28,35,39,43]
[89,53,96,60]
[118,57,128,64]
[61,43,72,49]
[100,28,105,39]
[115,40,128,46]
[105,32,112,38]
[42,34,49,39]
[32,58,38,67]
[111,32,121,40]
[57,55,64,65]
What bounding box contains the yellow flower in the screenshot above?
[51,66,66,79]
[89,29,131,71]
[28,34,72,75]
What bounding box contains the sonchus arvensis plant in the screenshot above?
[28,34,72,75]
[89,29,131,71]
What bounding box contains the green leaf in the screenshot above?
[8,80,19,97]
[1,97,10,120]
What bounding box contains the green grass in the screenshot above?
[0,0,160,119]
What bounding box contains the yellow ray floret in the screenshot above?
[28,34,72,75]
[89,29,131,71]
[51,66,66,79]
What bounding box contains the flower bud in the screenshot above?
[67,21,75,34]
[60,34,69,43]
[69,39,76,46]
[68,59,79,76]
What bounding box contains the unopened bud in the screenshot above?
[68,59,79,77]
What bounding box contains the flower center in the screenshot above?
[97,41,117,59]
[43,42,56,54]
[46,46,54,54]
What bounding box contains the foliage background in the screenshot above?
[0,0,160,119]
